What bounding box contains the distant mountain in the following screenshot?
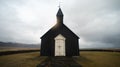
[0,41,40,48]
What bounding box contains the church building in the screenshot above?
[40,8,80,56]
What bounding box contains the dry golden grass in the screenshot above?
[0,51,120,67]
[0,52,46,67]
[74,51,120,67]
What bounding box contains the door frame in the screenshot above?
[54,34,66,56]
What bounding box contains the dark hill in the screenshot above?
[0,41,40,48]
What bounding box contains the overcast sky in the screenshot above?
[0,0,120,48]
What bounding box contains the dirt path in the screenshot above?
[37,57,82,67]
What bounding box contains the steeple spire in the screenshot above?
[57,8,63,16]
[56,8,64,24]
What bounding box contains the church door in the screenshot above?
[54,34,66,56]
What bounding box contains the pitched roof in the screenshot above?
[41,23,79,39]
[41,8,79,39]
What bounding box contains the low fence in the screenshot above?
[0,49,120,56]
[80,49,120,52]
[0,50,40,56]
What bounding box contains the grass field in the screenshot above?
[0,51,120,67]
[0,52,47,67]
[75,51,120,67]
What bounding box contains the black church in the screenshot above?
[40,8,80,56]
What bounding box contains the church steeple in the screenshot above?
[56,8,64,24]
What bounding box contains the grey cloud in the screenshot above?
[0,0,120,48]
[63,0,120,48]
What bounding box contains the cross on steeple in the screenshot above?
[58,2,61,8]
[56,2,64,25]
[58,0,62,8]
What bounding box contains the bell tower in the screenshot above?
[56,8,64,25]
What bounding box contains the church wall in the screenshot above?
[65,38,79,56]
[41,36,79,56]
[41,38,53,56]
